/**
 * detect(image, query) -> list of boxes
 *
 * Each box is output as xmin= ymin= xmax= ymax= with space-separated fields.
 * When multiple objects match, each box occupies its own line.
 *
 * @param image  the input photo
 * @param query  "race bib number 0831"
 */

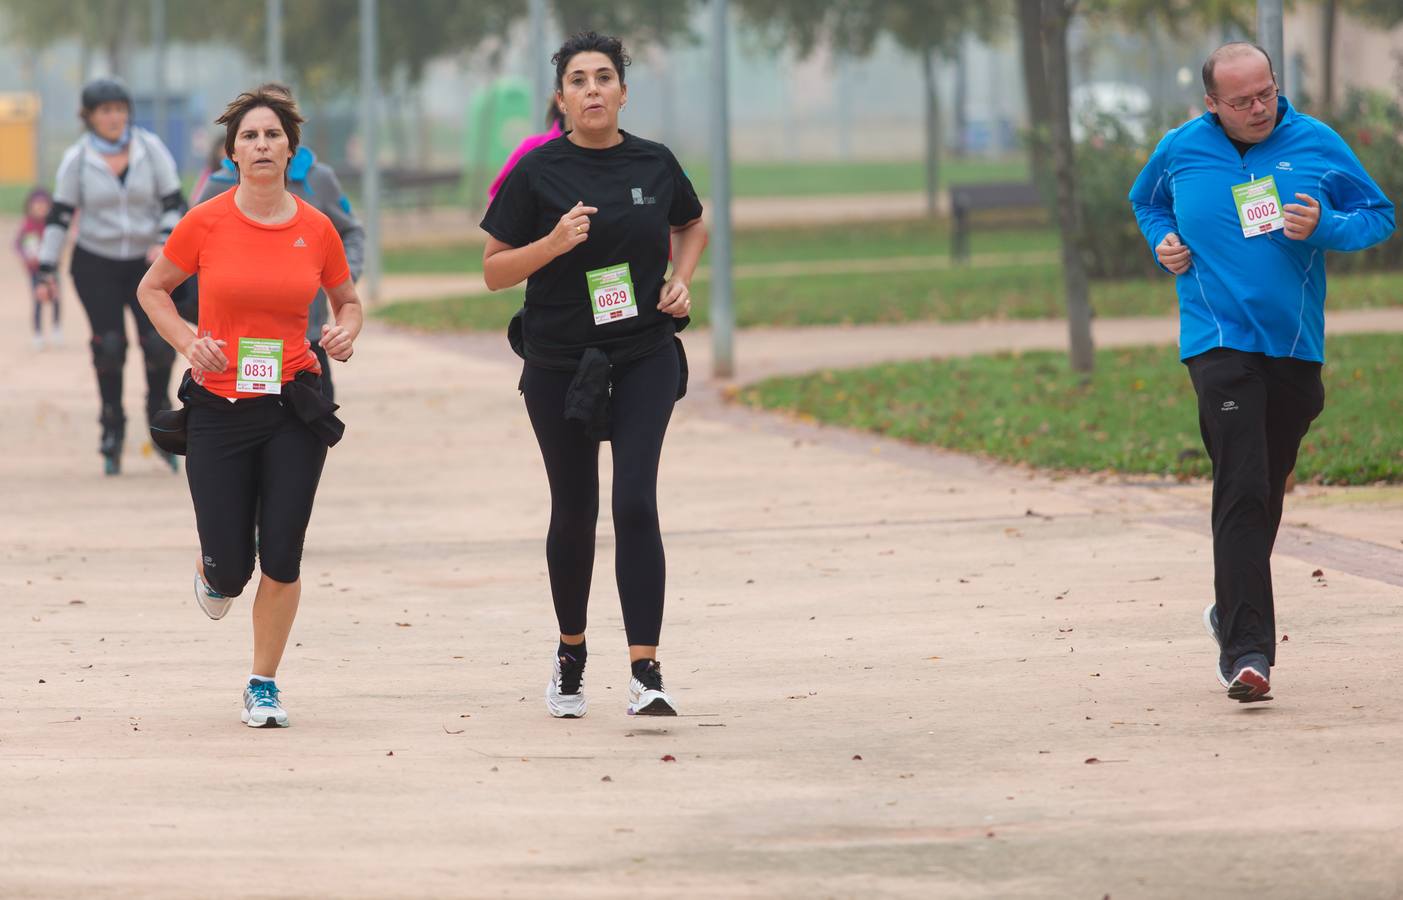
xmin=236 ymin=337 xmax=284 ymax=394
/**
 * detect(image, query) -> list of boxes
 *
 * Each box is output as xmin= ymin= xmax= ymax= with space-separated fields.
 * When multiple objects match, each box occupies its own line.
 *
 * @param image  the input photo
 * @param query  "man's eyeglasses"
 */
xmin=1214 ymin=84 xmax=1278 ymax=112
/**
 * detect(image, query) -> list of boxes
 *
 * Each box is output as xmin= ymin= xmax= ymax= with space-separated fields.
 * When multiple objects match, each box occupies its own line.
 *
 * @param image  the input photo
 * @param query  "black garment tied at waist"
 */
xmin=150 ymin=368 xmax=345 ymax=455
xmin=509 ymin=307 xmax=689 ymax=442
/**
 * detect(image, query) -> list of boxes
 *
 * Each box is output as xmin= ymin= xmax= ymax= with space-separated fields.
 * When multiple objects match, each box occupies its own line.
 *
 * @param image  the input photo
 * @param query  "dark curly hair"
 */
xmin=552 ymin=31 xmax=630 ymax=91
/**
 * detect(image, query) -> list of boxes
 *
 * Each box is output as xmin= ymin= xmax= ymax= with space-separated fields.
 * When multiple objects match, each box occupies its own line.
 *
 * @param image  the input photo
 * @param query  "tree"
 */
xmin=1318 ymin=0 xmax=1403 ymax=116
xmin=1036 ymin=0 xmax=1095 ymax=373
xmin=0 ymin=0 xmax=143 ymax=77
xmin=1016 ymin=0 xmax=1260 ymax=374
xmin=737 ymin=0 xmax=999 ymax=217
xmin=550 ymin=0 xmax=702 ymax=47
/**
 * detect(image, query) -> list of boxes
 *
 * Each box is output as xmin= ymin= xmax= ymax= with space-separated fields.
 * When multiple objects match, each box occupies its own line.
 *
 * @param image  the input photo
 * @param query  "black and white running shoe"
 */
xmin=546 ymin=649 xmax=588 ymax=718
xmin=627 ymin=660 xmax=678 ymax=717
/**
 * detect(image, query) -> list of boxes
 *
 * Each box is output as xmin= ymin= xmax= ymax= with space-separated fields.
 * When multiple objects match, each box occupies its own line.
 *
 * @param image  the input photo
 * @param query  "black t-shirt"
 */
xmin=480 ymin=131 xmax=703 ymax=366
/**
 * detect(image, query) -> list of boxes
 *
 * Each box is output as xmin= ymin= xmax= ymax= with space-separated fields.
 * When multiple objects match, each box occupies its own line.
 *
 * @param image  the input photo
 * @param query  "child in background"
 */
xmin=16 ymin=188 xmax=61 ymax=349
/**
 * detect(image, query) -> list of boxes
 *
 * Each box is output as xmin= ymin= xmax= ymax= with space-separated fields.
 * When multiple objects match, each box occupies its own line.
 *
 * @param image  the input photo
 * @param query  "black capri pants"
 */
xmin=522 ymin=341 xmax=679 ymax=647
xmin=186 ymin=385 xmax=328 ymax=596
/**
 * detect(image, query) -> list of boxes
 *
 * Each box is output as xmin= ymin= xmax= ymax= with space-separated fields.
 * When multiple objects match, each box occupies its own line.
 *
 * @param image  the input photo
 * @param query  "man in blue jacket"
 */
xmin=1130 ymin=42 xmax=1393 ymax=703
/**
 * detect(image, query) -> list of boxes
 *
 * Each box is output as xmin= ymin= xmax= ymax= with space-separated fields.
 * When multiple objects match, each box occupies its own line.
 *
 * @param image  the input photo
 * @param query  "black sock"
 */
xmin=558 ymin=639 xmax=587 ymax=664
xmin=631 ymin=658 xmax=656 ymax=679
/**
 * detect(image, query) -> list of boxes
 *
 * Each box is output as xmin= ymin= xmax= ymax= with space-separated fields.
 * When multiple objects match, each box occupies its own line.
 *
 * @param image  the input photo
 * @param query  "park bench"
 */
xmin=949 ymin=181 xmax=1047 ymax=261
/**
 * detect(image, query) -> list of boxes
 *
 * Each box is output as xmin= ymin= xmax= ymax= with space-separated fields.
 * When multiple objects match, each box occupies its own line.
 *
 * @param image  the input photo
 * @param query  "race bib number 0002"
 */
xmin=236 ymin=337 xmax=284 ymax=394
xmin=1232 ymin=175 xmax=1285 ymax=238
xmin=586 ymin=263 xmax=638 ymax=325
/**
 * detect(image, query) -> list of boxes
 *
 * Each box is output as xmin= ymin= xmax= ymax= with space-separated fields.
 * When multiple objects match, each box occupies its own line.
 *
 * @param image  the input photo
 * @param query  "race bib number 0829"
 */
xmin=586 ymin=263 xmax=639 ymax=325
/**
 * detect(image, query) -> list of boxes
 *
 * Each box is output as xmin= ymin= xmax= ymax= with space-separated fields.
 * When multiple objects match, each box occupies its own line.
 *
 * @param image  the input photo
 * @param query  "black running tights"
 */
xmin=521 ymin=342 xmax=678 ymax=647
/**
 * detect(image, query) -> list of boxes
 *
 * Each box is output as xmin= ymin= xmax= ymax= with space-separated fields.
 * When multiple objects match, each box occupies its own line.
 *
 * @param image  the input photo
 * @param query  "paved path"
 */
xmin=4 ymin=224 xmax=1403 ymax=898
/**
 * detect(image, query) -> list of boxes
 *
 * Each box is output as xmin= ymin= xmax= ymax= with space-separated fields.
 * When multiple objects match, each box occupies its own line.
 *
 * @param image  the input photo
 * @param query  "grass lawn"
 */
xmin=381 ymin=218 xmax=1056 ymax=275
xmin=741 ymin=334 xmax=1403 ymax=485
xmin=681 ymin=156 xmax=1030 ymax=199
xmin=375 ymin=267 xmax=1403 ymax=332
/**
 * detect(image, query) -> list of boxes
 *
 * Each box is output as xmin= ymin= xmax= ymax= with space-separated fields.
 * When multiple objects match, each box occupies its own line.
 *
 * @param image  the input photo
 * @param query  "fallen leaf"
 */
xmin=386 ymin=751 xmax=394 ymax=756
xmin=1085 ymin=757 xmax=1101 ymax=764
xmin=443 ymin=726 xmax=464 ymax=735
xmin=68 ymin=600 xmax=85 ymax=606
xmin=1312 ymin=569 xmax=1324 ymax=577
xmin=395 ymin=622 xmax=413 ymax=627
xmin=601 ymin=775 xmax=613 ymax=782
xmin=1281 ymin=634 xmax=1289 ymax=642
xmin=660 ymin=754 xmax=676 ymax=762
xmin=852 ymin=754 xmax=863 ymax=761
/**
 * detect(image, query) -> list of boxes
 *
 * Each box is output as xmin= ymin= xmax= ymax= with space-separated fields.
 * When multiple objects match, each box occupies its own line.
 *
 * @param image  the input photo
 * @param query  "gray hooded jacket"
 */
xmin=39 ymin=127 xmax=184 ymax=267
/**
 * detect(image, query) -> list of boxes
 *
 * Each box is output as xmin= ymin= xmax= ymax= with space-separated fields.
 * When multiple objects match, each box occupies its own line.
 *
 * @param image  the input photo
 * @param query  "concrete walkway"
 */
xmin=4 ymin=227 xmax=1402 ymax=897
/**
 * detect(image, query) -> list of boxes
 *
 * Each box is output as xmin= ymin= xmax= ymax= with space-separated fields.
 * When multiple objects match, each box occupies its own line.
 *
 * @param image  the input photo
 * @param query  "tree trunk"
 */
xmin=1321 ymin=0 xmax=1337 ymax=116
xmin=921 ymin=43 xmax=941 ymax=219
xmin=953 ymin=37 xmax=968 ymax=158
xmin=1017 ymin=0 xmax=1053 ymax=184
xmin=1041 ymin=0 xmax=1095 ymax=374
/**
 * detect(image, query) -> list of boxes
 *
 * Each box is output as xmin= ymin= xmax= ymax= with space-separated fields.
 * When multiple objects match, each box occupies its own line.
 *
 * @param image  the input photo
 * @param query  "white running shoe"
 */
xmin=31 ymin=334 xmax=44 ymax=351
xmin=546 ymin=649 xmax=588 ymax=718
xmin=194 ymin=572 xmax=233 ymax=620
xmin=627 ymin=660 xmax=678 ymax=716
xmin=242 ymin=680 xmax=289 ymax=728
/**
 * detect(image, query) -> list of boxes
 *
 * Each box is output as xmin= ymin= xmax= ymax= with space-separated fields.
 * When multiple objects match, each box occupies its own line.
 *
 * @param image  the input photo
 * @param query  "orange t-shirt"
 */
xmin=163 ymin=190 xmax=351 ymax=399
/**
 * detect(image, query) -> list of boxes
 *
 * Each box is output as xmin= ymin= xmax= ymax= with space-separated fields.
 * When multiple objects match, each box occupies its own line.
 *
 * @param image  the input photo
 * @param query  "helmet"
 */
xmin=81 ymin=78 xmax=132 ymax=112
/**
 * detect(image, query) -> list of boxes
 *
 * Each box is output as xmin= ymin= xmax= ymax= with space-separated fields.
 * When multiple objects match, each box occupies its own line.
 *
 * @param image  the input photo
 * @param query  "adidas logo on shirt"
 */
xmin=293 ymin=237 xmax=307 ymax=248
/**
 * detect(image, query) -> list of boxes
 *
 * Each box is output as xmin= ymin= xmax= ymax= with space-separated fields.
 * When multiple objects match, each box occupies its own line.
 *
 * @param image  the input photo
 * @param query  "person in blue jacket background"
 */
xmin=1130 ymin=42 xmax=1394 ymax=703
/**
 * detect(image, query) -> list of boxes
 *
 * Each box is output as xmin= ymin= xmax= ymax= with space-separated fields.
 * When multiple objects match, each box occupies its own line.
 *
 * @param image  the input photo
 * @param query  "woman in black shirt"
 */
xmin=481 ymin=31 xmax=708 ymax=719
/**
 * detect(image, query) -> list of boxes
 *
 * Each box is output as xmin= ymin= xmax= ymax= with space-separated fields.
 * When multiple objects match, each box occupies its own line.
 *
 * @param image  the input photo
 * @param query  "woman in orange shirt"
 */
xmin=137 ymin=87 xmax=362 ymax=729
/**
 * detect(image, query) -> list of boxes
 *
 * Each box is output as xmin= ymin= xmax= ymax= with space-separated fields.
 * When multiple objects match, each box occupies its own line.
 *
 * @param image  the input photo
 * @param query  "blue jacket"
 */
xmin=1129 ymin=96 xmax=1394 ymax=362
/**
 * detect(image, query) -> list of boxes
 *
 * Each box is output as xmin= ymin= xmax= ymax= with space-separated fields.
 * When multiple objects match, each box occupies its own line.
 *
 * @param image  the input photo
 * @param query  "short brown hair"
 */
xmin=215 ymin=87 xmax=305 ymax=161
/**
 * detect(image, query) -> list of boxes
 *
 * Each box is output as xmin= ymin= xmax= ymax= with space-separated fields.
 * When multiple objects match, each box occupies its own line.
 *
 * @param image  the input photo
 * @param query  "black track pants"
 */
xmin=69 ymin=246 xmax=173 ymax=428
xmin=185 ymin=389 xmax=328 ymax=596
xmin=1186 ymin=348 xmax=1325 ymax=666
xmin=521 ymin=342 xmax=679 ymax=646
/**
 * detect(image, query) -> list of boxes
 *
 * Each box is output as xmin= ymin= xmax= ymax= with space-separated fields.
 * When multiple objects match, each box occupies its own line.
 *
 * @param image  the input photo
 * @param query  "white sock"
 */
xmin=249 ymin=674 xmax=276 ymax=684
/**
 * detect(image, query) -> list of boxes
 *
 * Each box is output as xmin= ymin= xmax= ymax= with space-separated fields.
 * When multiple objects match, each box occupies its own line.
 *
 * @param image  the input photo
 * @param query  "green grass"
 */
xmin=741 ymin=334 xmax=1403 ymax=485
xmin=375 ymin=287 xmax=525 ymax=332
xmin=681 ymin=156 xmax=1030 ymax=199
xmin=383 ymin=218 xmax=1054 ymax=275
xmin=375 ymin=266 xmax=1403 ymax=332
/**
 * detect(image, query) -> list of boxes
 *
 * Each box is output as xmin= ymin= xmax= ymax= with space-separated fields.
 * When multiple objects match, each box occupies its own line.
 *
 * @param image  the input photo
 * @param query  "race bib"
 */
xmin=1232 ymin=176 xmax=1285 ymax=237
xmin=235 ymin=338 xmax=284 ymax=394
xmin=586 ymin=263 xmax=638 ymax=325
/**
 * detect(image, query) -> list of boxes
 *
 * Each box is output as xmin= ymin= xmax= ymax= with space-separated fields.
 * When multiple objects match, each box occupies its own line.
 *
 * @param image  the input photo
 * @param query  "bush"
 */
xmin=1319 ymin=88 xmax=1403 ymax=273
xmin=1073 ymin=114 xmax=1164 ymax=281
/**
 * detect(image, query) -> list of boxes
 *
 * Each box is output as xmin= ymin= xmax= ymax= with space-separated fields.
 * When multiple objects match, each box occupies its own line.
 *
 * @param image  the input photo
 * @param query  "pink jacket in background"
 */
xmin=488 ymin=122 xmax=564 ymax=201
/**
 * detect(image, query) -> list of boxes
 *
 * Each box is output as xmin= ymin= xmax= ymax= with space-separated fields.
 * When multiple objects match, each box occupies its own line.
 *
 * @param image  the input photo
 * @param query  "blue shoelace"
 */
xmin=247 ymin=682 xmax=280 ymax=708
